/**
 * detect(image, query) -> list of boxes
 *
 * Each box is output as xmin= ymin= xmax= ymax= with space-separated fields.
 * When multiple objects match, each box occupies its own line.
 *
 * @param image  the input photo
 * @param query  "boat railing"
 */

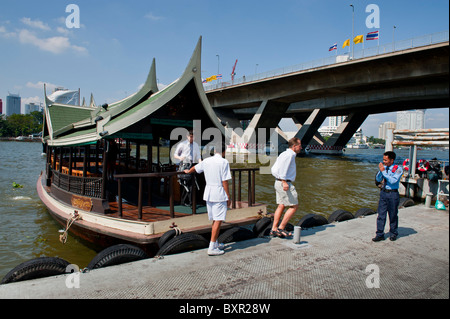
xmin=113 ymin=167 xmax=259 ymax=221
xmin=52 ymin=169 xmax=103 ymax=198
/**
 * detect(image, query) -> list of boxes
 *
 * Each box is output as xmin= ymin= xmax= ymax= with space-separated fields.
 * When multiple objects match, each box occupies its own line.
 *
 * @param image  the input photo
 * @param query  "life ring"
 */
xmin=87 ymin=244 xmax=149 ymax=270
xmin=297 ymin=213 xmax=328 ymax=229
xmin=156 ymin=233 xmax=209 ymax=257
xmin=403 ymin=159 xmax=410 ymax=171
xmin=327 ymin=209 xmax=354 ymax=223
xmin=1 ymin=257 xmax=70 ymax=284
xmin=218 ymin=226 xmax=255 ymax=244
xmin=418 ymin=159 xmax=430 ymax=172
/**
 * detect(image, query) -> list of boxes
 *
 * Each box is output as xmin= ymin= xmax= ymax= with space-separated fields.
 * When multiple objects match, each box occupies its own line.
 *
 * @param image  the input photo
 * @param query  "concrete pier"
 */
xmin=0 ymin=204 xmax=448 ymax=299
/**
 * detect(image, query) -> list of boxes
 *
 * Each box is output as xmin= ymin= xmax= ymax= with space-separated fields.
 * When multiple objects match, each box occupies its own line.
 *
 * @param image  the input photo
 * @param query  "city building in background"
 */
xmin=24 ymin=102 xmax=41 ymax=114
xmin=47 ymin=87 xmax=80 ymax=105
xmin=5 ymin=93 xmax=21 ymax=116
xmin=0 ymin=98 xmax=2 ymax=114
xmin=378 ymin=121 xmax=396 ymax=140
xmin=396 ymin=110 xmax=426 ymax=130
xmin=329 ymin=115 xmax=347 ymax=128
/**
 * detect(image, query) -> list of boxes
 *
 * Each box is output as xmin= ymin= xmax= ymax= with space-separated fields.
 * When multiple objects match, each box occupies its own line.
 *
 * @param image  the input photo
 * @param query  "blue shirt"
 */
xmin=376 ymin=164 xmax=403 ymax=190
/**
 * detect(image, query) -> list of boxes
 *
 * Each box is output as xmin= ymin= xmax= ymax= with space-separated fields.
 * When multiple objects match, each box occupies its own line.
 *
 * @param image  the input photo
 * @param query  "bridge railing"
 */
xmin=205 ymin=30 xmax=449 ymax=91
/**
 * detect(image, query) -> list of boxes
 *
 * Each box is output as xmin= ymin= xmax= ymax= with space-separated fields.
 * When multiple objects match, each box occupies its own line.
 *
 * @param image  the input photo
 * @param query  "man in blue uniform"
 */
xmin=373 ymin=151 xmax=403 ymax=242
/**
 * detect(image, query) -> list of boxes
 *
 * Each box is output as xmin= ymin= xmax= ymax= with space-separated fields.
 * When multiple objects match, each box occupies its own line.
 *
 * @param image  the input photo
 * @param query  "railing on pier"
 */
xmin=113 ymin=167 xmax=259 ymax=221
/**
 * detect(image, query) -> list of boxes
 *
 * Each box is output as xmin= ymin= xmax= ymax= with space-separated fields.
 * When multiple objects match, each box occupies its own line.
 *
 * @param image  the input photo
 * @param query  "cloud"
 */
xmin=26 ymin=81 xmax=59 ymax=92
xmin=20 ymin=17 xmax=51 ymax=31
xmin=144 ymin=12 xmax=164 ymax=21
xmin=0 ymin=25 xmax=16 ymax=38
xmin=18 ymin=29 xmax=88 ymax=55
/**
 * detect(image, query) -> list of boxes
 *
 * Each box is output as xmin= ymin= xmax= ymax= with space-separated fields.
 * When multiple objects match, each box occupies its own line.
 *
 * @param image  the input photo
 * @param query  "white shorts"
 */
xmin=206 ymin=201 xmax=228 ymax=221
xmin=274 ymin=180 xmax=298 ymax=206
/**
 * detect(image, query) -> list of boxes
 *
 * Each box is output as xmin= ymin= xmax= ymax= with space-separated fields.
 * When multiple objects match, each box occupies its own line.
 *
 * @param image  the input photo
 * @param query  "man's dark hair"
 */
xmin=384 ymin=151 xmax=396 ymax=160
xmin=288 ymin=137 xmax=301 ymax=148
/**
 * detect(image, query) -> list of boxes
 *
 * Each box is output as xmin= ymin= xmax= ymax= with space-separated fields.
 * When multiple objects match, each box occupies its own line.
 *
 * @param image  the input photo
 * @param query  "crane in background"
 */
xmin=231 ymin=59 xmax=238 ymax=82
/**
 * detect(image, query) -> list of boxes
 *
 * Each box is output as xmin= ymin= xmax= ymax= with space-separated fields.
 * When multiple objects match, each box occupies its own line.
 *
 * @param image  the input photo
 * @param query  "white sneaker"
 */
xmin=208 ymin=247 xmax=225 ymax=256
xmin=216 ymin=242 xmax=225 ymax=250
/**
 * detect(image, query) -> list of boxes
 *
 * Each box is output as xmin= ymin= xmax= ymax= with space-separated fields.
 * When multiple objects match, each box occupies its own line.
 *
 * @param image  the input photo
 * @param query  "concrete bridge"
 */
xmin=206 ymin=36 xmax=449 ymax=154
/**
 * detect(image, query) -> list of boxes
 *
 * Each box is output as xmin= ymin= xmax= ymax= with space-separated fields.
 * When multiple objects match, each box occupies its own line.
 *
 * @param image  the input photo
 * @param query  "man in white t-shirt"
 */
xmin=185 ymin=143 xmax=231 ymax=256
xmin=270 ymin=137 xmax=302 ymax=238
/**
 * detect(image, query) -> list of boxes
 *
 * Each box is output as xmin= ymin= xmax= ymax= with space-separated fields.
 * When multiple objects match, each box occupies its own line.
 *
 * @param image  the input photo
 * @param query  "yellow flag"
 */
xmin=353 ymin=35 xmax=364 ymax=44
xmin=206 ymin=75 xmax=217 ymax=82
xmin=342 ymin=39 xmax=350 ymax=48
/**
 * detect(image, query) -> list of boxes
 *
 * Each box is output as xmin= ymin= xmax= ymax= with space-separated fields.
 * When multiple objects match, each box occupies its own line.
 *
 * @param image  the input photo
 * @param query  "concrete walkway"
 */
xmin=0 ymin=204 xmax=448 ymax=299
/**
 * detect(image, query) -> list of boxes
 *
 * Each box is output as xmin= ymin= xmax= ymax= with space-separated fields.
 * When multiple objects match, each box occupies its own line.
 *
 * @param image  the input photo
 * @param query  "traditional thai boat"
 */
xmin=37 ymin=37 xmax=267 ymax=256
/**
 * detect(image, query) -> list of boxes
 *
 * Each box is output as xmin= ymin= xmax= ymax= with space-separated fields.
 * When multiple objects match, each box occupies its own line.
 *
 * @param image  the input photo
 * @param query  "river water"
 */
xmin=0 ymin=141 xmax=448 ymax=279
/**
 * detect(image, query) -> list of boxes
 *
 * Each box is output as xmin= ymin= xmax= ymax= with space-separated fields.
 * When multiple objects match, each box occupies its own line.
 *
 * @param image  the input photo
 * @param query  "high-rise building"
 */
xmin=0 ymin=98 xmax=3 ymax=114
xmin=396 ymin=110 xmax=425 ymax=130
xmin=48 ymin=88 xmax=80 ymax=105
xmin=25 ymin=102 xmax=41 ymax=114
xmin=6 ymin=93 xmax=21 ymax=116
xmin=378 ymin=121 xmax=396 ymax=140
xmin=329 ymin=116 xmax=347 ymax=128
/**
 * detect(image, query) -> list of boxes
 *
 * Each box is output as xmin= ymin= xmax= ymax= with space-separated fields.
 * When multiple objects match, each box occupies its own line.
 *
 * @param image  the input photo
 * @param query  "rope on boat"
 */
xmin=59 ymin=210 xmax=81 ymax=244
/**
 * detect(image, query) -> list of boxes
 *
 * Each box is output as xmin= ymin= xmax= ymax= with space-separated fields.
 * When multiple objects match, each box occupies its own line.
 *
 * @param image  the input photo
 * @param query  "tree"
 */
xmin=0 ymin=112 xmax=43 ymax=137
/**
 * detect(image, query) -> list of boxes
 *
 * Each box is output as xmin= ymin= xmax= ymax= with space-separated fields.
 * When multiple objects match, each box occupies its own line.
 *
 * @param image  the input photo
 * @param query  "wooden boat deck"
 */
xmin=106 ymin=200 xmax=261 ymax=223
xmin=107 ymin=202 xmax=190 ymax=222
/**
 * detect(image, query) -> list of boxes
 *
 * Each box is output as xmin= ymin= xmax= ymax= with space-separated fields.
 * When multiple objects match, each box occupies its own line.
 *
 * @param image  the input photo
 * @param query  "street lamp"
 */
xmin=350 ymin=4 xmax=354 ymax=59
xmin=393 ymin=25 xmax=397 ymax=51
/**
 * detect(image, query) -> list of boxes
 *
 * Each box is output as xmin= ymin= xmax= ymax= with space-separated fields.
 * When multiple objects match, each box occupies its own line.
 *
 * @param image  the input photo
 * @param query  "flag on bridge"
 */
xmin=329 ymin=43 xmax=337 ymax=51
xmin=342 ymin=39 xmax=350 ymax=48
xmin=366 ymin=30 xmax=379 ymax=40
xmin=353 ymin=35 xmax=364 ymax=44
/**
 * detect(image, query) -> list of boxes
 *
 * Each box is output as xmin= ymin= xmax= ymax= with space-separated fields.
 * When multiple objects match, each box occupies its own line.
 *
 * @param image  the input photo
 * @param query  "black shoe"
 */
xmin=372 ymin=235 xmax=385 ymax=242
xmin=389 ymin=235 xmax=397 ymax=241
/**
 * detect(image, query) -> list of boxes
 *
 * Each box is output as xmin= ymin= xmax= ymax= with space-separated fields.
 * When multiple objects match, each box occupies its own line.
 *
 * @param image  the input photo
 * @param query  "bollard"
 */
xmin=293 ymin=226 xmax=301 ymax=244
xmin=425 ymin=193 xmax=433 ymax=208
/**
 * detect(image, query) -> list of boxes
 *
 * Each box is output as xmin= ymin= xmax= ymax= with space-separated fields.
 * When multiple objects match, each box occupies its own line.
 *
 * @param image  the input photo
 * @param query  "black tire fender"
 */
xmin=327 ymin=209 xmax=355 ymax=223
xmin=399 ymin=197 xmax=415 ymax=208
xmin=218 ymin=227 xmax=255 ymax=244
xmin=156 ymin=233 xmax=209 ymax=256
xmin=158 ymin=228 xmax=182 ymax=249
xmin=87 ymin=244 xmax=148 ymax=270
xmin=1 ymin=257 xmax=70 ymax=285
xmin=297 ymin=213 xmax=328 ymax=229
xmin=354 ymin=207 xmax=376 ymax=218
xmin=252 ymin=217 xmax=272 ymax=236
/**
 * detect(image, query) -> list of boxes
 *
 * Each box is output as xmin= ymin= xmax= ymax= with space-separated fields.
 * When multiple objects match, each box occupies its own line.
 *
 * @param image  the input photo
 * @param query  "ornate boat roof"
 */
xmin=43 ymin=37 xmax=226 ymax=147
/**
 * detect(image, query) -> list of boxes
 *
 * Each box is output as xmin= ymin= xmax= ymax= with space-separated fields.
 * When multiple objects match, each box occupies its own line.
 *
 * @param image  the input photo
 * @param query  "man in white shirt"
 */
xmin=174 ymin=130 xmax=202 ymax=164
xmin=175 ymin=130 xmax=202 ymax=206
xmin=270 ymin=137 xmax=302 ymax=238
xmin=185 ymin=143 xmax=231 ymax=256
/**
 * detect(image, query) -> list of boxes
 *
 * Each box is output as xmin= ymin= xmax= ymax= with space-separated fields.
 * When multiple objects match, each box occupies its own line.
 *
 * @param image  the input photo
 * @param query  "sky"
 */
xmin=0 ymin=0 xmax=448 ymax=137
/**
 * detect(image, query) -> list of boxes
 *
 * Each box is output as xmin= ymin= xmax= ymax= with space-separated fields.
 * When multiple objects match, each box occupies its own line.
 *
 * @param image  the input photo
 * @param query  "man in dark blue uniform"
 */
xmin=373 ymin=151 xmax=403 ymax=242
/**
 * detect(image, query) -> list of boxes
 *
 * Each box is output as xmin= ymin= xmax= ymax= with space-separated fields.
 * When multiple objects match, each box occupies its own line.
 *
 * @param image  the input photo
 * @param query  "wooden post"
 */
xmin=118 ymin=178 xmax=122 ymax=218
xmin=101 ymin=141 xmax=108 ymax=200
xmin=232 ymin=170 xmax=236 ymax=209
xmin=169 ymin=176 xmax=174 ymax=218
xmin=138 ymin=177 xmax=143 ymax=220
